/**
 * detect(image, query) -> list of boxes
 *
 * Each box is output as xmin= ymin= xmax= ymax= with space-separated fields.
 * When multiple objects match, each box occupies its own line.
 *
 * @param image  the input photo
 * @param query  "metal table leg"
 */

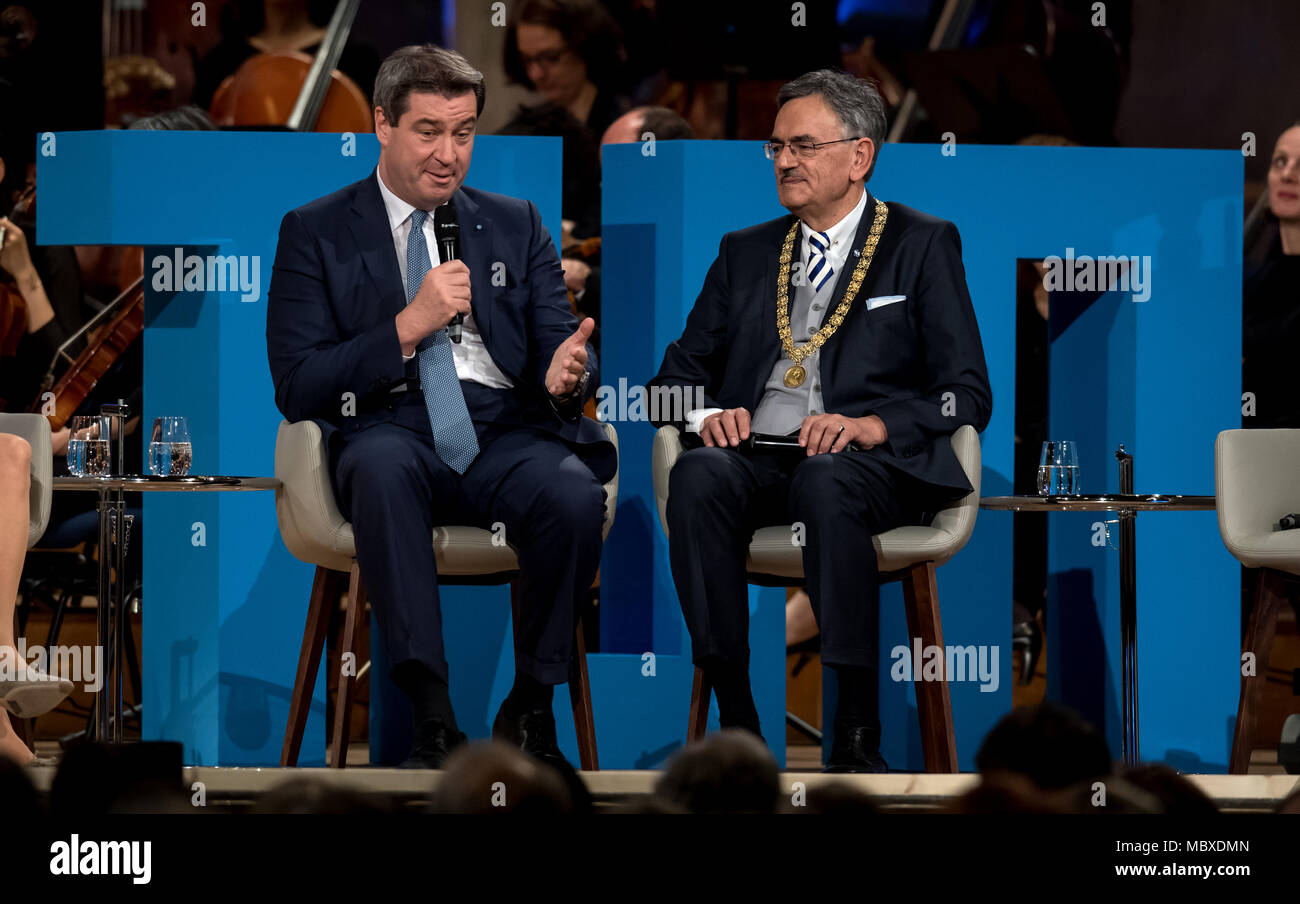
xmin=1116 ymin=446 xmax=1139 ymax=764
xmin=93 ymin=487 xmax=112 ymax=741
xmin=1118 ymin=509 xmax=1138 ymax=764
xmin=111 ymin=488 xmax=127 ymax=743
xmin=91 ymin=402 xmax=131 ymax=744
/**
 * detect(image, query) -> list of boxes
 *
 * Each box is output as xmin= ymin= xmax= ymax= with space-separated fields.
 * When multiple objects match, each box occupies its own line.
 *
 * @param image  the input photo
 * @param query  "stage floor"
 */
xmin=22 ymin=747 xmax=1298 ymax=813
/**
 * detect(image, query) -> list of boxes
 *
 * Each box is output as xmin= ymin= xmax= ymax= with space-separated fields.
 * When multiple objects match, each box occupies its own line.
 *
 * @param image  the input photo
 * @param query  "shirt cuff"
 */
xmin=684 ymin=407 xmax=724 ymax=433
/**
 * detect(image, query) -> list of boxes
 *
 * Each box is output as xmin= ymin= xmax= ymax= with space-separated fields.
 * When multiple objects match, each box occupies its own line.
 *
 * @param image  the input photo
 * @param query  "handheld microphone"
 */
xmin=433 ymin=202 xmax=463 ymax=343
xmin=741 ymin=432 xmax=862 ymax=454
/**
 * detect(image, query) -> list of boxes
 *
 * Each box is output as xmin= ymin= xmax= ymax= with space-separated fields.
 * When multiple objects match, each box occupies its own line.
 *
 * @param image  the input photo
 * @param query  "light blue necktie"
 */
xmin=807 ymin=230 xmax=834 ymax=292
xmin=406 ymin=208 xmax=479 ymax=474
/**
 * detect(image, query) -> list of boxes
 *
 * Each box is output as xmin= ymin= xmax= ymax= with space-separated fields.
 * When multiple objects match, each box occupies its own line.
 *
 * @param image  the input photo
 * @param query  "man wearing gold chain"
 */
xmin=648 ymin=69 xmax=992 ymax=772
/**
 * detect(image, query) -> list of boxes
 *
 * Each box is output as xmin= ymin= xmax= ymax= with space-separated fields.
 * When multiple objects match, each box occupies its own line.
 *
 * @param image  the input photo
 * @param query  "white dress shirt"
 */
xmin=797 ymin=186 xmax=866 ymax=296
xmin=376 ymin=169 xmax=513 ymax=389
xmin=684 ymin=187 xmax=868 ymax=432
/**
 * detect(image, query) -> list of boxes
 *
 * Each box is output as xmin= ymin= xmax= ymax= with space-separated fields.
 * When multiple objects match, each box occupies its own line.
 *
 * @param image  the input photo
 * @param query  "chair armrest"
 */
xmin=599 ymin=421 xmax=619 ymax=540
xmin=274 ymin=419 xmax=353 ymax=573
xmin=907 ymin=423 xmax=982 ymax=568
xmin=1216 ymin=428 xmax=1300 ymax=570
xmin=652 ymin=425 xmax=684 ymax=539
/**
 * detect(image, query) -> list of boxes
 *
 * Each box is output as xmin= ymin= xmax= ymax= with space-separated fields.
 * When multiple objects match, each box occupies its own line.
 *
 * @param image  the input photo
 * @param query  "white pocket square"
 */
xmin=865 ymin=294 xmax=906 ymax=311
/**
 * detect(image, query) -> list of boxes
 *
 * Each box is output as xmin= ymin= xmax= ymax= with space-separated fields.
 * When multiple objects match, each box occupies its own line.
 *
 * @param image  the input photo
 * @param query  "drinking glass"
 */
xmin=1037 ymin=440 xmax=1080 ymax=495
xmin=67 ymin=416 xmax=111 ymax=477
xmin=149 ymin=416 xmax=192 ymax=476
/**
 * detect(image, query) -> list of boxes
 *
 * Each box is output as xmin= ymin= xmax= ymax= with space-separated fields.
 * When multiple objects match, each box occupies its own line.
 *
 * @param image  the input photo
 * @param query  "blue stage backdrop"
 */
xmin=599 ymin=141 xmax=1242 ymax=771
xmin=37 ymin=133 xmax=1243 ymax=771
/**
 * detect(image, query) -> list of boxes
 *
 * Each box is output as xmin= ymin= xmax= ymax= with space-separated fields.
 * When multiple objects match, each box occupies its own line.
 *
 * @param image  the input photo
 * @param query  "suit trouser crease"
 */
xmin=333 ymin=415 xmax=604 ymax=688
xmin=666 ymin=447 xmax=914 ymax=673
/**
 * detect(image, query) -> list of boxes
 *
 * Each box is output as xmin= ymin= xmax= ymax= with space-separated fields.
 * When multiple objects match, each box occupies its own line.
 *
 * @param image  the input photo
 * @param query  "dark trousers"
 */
xmin=330 ymin=385 xmax=605 ymax=687
xmin=666 ymin=446 xmax=932 ymax=671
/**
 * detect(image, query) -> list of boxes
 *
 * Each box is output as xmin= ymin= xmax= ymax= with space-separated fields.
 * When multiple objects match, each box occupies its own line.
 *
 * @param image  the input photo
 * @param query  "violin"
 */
xmin=566 ymin=235 xmax=602 ymax=261
xmin=0 ymin=182 xmax=37 ymax=359
xmin=31 ymin=274 xmax=144 ymax=431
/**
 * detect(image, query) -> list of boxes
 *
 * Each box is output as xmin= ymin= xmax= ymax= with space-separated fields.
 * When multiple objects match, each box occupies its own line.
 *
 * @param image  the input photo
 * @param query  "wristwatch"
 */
xmin=557 ymin=369 xmax=589 ymax=402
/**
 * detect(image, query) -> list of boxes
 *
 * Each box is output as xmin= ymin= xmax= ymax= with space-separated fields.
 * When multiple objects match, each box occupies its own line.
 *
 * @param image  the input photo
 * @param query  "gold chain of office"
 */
xmin=776 ymin=198 xmax=888 ymax=388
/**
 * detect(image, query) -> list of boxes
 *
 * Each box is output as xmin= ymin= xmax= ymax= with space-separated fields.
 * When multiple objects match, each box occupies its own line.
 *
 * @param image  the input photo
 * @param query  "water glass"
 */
xmin=149 ymin=416 xmax=193 ymax=476
xmin=1037 ymin=440 xmax=1080 ymax=495
xmin=68 ymin=416 xmax=111 ymax=477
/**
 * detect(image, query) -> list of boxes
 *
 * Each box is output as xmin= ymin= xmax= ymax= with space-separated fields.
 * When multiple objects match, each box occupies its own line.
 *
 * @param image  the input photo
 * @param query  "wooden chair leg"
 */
xmin=568 ymin=619 xmax=599 ymax=770
xmin=1230 ymin=568 xmax=1288 ymax=774
xmin=329 ymin=562 xmax=366 ymax=769
xmin=280 ymin=565 xmax=341 ymax=766
xmin=688 ymin=666 xmax=711 ymax=743
xmin=901 ymin=561 xmax=958 ymax=772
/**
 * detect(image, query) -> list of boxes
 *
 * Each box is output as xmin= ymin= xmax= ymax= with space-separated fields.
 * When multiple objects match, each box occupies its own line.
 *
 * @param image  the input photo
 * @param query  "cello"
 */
xmin=208 ymin=0 xmax=370 ymax=133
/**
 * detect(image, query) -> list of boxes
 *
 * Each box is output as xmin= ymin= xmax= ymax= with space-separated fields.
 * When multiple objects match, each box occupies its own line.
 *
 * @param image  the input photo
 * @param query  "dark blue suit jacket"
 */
xmin=649 ymin=188 xmax=992 ymax=498
xmin=266 ymin=170 xmax=615 ymax=484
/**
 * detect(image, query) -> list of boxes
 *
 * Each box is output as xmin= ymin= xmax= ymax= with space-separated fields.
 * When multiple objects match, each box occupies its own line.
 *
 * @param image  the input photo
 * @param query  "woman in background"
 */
xmin=1243 ymin=123 xmax=1300 ymax=430
xmin=503 ymin=0 xmax=629 ymax=140
xmin=1241 ymin=123 xmax=1300 ymax=633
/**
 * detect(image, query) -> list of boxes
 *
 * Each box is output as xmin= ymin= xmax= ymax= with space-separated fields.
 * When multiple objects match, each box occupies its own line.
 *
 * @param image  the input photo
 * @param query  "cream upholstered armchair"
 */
xmin=274 ymin=418 xmax=619 ymax=770
xmin=0 ymin=413 xmax=53 ymax=548
xmin=1215 ymin=428 xmax=1300 ymax=773
xmin=651 ymin=423 xmax=982 ymax=772
xmin=0 ymin=414 xmax=53 ymax=746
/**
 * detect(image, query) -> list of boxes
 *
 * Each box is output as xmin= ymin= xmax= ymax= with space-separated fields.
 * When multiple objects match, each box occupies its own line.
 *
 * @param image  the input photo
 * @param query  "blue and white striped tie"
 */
xmin=407 ymin=208 xmax=479 ymax=474
xmin=806 ymin=230 xmax=834 ymax=292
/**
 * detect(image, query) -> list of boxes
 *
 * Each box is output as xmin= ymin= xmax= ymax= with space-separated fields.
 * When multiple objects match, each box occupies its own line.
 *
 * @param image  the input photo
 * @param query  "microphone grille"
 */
xmin=433 ymin=202 xmax=460 ymax=235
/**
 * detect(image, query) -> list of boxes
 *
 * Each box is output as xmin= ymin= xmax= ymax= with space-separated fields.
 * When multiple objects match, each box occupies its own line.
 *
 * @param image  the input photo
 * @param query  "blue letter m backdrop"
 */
xmin=599 ymin=141 xmax=1242 ymax=771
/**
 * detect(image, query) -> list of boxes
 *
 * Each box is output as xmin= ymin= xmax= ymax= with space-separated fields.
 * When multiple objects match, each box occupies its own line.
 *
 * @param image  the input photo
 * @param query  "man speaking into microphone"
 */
xmin=266 ymin=44 xmax=614 ymax=769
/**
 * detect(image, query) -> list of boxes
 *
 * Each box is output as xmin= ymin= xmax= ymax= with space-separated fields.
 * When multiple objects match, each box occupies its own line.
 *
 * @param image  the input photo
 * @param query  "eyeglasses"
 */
xmin=519 ymin=47 xmax=571 ymax=70
xmin=763 ymin=137 xmax=864 ymax=160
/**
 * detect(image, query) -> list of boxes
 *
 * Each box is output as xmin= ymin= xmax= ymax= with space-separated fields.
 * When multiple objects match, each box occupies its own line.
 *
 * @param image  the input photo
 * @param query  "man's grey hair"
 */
xmin=777 ymin=69 xmax=886 ymax=179
xmin=373 ymin=44 xmax=486 ymax=125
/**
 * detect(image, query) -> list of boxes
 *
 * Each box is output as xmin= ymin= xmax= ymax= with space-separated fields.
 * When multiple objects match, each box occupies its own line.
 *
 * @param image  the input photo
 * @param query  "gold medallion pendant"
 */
xmin=775 ymin=199 xmax=889 ymax=389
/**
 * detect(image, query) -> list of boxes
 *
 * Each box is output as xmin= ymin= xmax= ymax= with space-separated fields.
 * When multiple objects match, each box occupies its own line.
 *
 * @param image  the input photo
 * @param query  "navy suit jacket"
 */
xmin=266 ymin=170 xmax=615 ymax=484
xmin=649 ymin=188 xmax=992 ymax=498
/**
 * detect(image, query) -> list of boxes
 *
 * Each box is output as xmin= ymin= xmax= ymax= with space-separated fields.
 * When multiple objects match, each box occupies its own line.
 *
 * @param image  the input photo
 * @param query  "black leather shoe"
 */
xmin=823 ymin=721 xmax=889 ymax=774
xmin=492 ymin=702 xmax=569 ymax=769
xmin=399 ymin=717 xmax=467 ymax=769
